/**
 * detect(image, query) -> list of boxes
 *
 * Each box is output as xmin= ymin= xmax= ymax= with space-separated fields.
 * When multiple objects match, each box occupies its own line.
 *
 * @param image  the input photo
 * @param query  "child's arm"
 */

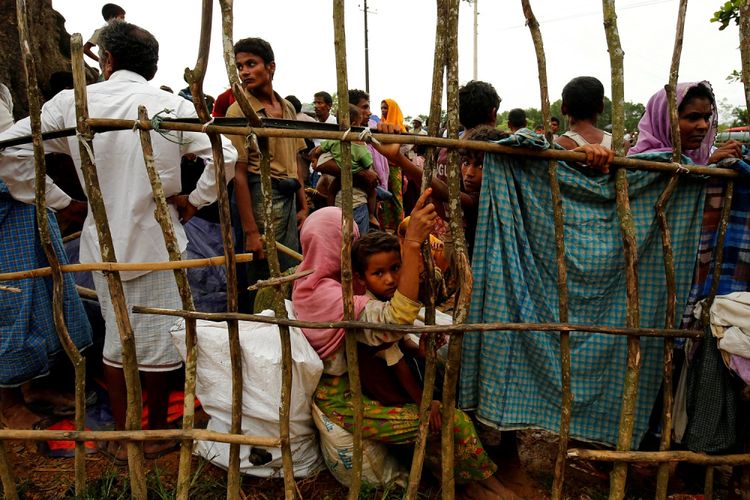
xmin=83 ymin=42 xmax=99 ymax=62
xmin=390 ymin=357 xmax=442 ymax=433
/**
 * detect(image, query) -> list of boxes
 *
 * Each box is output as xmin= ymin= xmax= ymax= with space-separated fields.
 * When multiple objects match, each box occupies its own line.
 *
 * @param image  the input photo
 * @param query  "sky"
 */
xmin=52 ymin=0 xmax=745 ymax=123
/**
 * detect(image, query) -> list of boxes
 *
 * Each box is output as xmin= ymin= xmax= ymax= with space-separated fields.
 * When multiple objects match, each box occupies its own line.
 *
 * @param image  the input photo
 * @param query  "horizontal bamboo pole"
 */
xmin=568 ymin=448 xmax=750 ymax=465
xmin=0 ymin=285 xmax=21 ymax=293
xmin=62 ymin=231 xmax=82 ymax=243
xmin=79 ymin=118 xmax=737 ymax=177
xmin=247 ymin=268 xmax=314 ymax=292
xmin=0 ymin=253 xmax=255 ymax=281
xmin=0 ymin=428 xmax=279 ymax=447
xmin=75 ymin=285 xmax=97 ymax=300
xmin=132 ymin=306 xmax=703 ymax=338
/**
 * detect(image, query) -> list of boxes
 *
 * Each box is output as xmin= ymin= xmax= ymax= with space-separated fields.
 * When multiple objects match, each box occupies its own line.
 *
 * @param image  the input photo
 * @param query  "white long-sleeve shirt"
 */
xmin=0 ymin=70 xmax=237 ymax=280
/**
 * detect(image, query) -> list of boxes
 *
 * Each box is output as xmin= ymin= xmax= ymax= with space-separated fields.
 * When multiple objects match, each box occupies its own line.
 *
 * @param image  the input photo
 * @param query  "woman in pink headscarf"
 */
xmin=629 ymin=81 xmax=741 ymax=165
xmin=292 ymin=191 xmax=510 ymax=497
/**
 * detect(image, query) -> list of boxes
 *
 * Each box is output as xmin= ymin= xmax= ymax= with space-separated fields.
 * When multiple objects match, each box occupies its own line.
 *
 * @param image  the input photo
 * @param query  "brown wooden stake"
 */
xmin=704 ymin=465 xmax=714 ymax=500
xmin=735 ymin=7 xmax=750 ymax=497
xmin=15 ymin=1 xmax=87 ymax=495
xmin=405 ymin=1 xmax=445 ymax=496
xmin=569 ymin=448 xmax=750 ymax=465
xmin=82 ymin=117 xmax=740 ymax=177
xmin=136 ymin=106 xmax=198 ymax=500
xmin=440 ymin=1 xmax=467 ymax=498
xmin=331 ymin=2 xmax=363 ymax=498
xmin=246 ymin=269 xmax=314 ymax=292
xmin=190 ymin=3 xmax=247 ymax=498
xmin=0 ymin=441 xmax=17 ymax=500
xmin=520 ymin=2 xmax=572 ymax=498
xmin=132 ymin=305 xmax=703 ymax=339
xmin=0 ymin=428 xmax=279 ymax=446
xmin=602 ymin=1 xmax=641 ymax=498
xmin=0 ymin=253 xmax=255 ymax=282
xmin=70 ymin=34 xmax=147 ymax=499
xmin=655 ymin=3 xmax=688 ymax=497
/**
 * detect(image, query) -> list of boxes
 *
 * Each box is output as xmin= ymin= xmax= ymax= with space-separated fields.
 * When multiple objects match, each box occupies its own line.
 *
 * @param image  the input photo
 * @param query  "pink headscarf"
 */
xmin=292 ymin=207 xmax=370 ymax=359
xmin=628 ymin=81 xmax=718 ymax=165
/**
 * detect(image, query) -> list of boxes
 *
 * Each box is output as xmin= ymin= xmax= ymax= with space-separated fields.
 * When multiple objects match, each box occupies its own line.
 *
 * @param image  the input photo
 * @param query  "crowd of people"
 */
xmin=0 ymin=3 xmax=748 ymax=497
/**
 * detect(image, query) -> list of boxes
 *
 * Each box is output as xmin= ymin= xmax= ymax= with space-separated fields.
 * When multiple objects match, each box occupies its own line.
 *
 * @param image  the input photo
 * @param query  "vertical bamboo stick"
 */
xmin=736 ymin=7 xmax=750 ymax=498
xmin=404 ymin=0 xmax=443 ymax=495
xmin=15 ymin=0 xmax=87 ymax=495
xmin=704 ymin=465 xmax=714 ymax=500
xmin=331 ymin=2 xmax=363 ymax=498
xmin=519 ymin=2 xmax=572 ymax=498
xmin=196 ymin=3 xmax=246 ymax=498
xmin=135 ymin=106 xmax=197 ymax=500
xmin=0 ymin=441 xmax=17 ymax=500
xmin=70 ymin=34 xmax=147 ymax=499
xmin=602 ymin=2 xmax=641 ymax=498
xmin=655 ymin=2 xmax=688 ymax=498
xmin=441 ymin=1 xmax=467 ymax=498
xmin=739 ymin=2 xmax=750 ymax=117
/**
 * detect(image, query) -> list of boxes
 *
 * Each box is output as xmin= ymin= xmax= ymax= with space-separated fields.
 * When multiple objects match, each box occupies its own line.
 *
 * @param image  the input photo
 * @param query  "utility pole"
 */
xmin=472 ymin=0 xmax=478 ymax=80
xmin=364 ymin=0 xmax=370 ymax=92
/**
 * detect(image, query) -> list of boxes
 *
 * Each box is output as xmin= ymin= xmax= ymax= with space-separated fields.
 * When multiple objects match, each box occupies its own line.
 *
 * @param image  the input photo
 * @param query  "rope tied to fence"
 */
xmin=340 ymin=127 xmax=351 ymax=141
xmin=245 ymin=131 xmax=263 ymax=160
xmin=358 ymin=127 xmax=381 ymax=146
xmin=75 ymin=131 xmax=96 ymax=166
xmin=150 ymin=108 xmax=193 ymax=145
xmin=671 ymin=162 xmax=690 ymax=174
xmin=201 ymin=116 xmax=215 ymax=133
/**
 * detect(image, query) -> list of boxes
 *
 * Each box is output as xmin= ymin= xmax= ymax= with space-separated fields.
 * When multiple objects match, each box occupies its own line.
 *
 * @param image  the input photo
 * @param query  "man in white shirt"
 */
xmin=0 ymin=20 xmax=237 ymax=461
xmin=313 ymin=91 xmax=337 ymax=125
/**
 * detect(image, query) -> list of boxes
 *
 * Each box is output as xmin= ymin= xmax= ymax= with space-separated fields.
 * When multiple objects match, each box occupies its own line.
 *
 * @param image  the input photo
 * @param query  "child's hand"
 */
xmin=310 ymin=146 xmax=322 ymax=165
xmin=429 ymin=400 xmax=442 ymax=434
xmin=404 ymin=188 xmax=437 ymax=245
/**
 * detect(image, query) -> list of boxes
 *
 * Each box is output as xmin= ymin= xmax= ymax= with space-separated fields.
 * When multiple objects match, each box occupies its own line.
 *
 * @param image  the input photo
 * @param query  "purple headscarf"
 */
xmin=628 ymin=81 xmax=718 ymax=165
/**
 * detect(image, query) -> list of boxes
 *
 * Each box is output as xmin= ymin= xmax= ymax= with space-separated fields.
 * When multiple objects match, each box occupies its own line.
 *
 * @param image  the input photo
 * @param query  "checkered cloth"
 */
xmin=94 ymin=267 xmax=183 ymax=372
xmin=680 ymin=157 xmax=750 ymax=329
xmin=0 ymin=181 xmax=92 ymax=387
xmin=459 ymin=145 xmax=706 ymax=448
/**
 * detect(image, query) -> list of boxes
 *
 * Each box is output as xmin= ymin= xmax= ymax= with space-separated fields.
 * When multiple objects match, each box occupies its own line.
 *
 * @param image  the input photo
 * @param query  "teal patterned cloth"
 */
xmin=459 ymin=141 xmax=706 ymax=448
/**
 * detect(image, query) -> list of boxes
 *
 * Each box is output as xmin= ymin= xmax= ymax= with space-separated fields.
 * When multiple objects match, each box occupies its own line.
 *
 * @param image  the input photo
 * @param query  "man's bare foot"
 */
xmin=460 ymin=476 xmax=522 ymax=500
xmin=143 ymin=439 xmax=179 ymax=459
xmin=0 ymin=403 xmax=46 ymax=429
xmin=369 ymin=216 xmax=381 ymax=230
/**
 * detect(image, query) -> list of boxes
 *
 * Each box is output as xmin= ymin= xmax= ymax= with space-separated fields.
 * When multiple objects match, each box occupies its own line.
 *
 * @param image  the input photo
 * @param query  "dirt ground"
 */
xmin=2 ymin=426 xmax=734 ymax=499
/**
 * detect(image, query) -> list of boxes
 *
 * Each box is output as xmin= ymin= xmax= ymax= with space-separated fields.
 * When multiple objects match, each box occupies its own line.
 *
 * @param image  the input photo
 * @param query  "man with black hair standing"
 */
xmin=0 ymin=20 xmax=237 ymax=461
xmin=224 ymin=37 xmax=309 ymax=308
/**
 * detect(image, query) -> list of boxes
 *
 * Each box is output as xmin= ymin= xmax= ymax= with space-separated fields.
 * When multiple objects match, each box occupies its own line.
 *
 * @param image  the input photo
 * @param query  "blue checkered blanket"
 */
xmin=0 ymin=180 xmax=92 ymax=387
xmin=459 ymin=143 xmax=706 ymax=448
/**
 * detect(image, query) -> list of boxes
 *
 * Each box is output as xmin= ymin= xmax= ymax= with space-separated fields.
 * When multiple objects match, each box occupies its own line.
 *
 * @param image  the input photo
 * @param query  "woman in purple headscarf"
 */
xmin=629 ymin=81 xmax=741 ymax=164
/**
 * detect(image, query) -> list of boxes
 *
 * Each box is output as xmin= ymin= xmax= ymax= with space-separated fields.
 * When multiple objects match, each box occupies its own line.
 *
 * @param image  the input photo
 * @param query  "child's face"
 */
xmin=359 ymin=251 xmax=402 ymax=300
xmin=460 ymin=153 xmax=484 ymax=193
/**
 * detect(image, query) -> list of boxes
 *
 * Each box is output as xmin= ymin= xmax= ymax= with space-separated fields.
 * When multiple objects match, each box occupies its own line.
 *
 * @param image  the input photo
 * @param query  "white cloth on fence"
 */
xmin=170 ymin=300 xmax=323 ymax=477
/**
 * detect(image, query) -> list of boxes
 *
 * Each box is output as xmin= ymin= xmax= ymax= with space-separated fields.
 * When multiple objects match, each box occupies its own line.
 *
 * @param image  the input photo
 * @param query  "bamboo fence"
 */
xmin=0 ymin=1 xmax=749 ymax=499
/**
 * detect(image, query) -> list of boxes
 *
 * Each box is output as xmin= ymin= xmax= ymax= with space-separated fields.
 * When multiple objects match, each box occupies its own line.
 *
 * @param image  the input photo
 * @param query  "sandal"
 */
xmin=144 ymin=440 xmax=180 ymax=460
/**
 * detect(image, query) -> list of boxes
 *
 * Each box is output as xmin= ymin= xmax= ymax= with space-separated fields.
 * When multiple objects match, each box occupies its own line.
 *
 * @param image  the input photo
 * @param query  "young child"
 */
xmin=83 ymin=3 xmax=126 ymax=63
xmin=312 ymin=105 xmax=380 ymax=233
xmin=352 ymin=231 xmax=442 ymax=433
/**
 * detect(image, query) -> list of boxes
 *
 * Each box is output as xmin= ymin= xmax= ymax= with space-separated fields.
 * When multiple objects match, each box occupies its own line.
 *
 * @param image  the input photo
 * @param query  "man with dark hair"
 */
xmin=550 ymin=116 xmax=560 ymax=139
xmin=458 ymin=80 xmax=501 ymax=130
xmin=313 ymin=91 xmax=336 ymax=124
xmin=556 ymin=76 xmax=612 ymax=150
xmin=0 ymin=20 xmax=237 ymax=460
xmin=225 ymin=37 xmax=309 ymax=308
xmin=507 ymin=108 xmax=527 ymax=133
xmin=83 ymin=3 xmax=126 ymax=63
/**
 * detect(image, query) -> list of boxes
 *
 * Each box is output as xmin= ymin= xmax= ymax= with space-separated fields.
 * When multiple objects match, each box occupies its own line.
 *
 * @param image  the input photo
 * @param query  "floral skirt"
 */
xmin=314 ymin=374 xmax=497 ymax=484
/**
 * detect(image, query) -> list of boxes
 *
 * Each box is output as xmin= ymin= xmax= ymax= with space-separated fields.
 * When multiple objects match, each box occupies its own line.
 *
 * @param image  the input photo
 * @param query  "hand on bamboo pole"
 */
xmin=573 ymin=144 xmax=615 ymax=173
xmin=167 ymin=195 xmax=198 ymax=224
